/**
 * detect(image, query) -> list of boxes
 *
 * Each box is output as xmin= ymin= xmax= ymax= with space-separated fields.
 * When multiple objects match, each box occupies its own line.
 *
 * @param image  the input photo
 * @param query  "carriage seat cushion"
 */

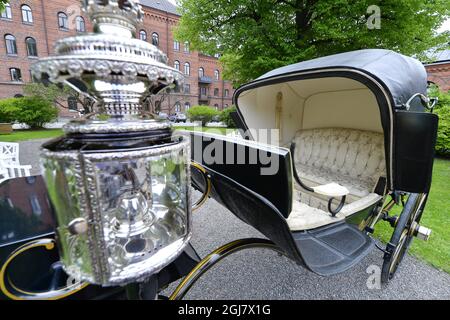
xmin=291 ymin=128 xmax=386 ymax=199
xmin=287 ymin=128 xmax=386 ymax=231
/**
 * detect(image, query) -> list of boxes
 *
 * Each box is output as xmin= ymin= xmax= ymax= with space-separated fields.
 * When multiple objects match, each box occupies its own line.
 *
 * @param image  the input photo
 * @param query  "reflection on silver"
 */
xmin=41 ymin=137 xmax=192 ymax=286
xmin=36 ymin=0 xmax=191 ymax=286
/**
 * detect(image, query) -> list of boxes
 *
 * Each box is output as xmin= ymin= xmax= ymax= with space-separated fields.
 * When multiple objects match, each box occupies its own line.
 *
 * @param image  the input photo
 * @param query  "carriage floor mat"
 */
xmin=292 ymin=222 xmax=374 ymax=276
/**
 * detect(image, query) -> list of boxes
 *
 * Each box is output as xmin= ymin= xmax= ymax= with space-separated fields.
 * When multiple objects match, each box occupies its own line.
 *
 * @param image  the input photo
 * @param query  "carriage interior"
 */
xmin=237 ymin=77 xmax=388 ymax=231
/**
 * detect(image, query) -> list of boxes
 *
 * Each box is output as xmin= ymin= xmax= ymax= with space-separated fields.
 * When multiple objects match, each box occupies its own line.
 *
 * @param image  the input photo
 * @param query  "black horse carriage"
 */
xmin=0 ymin=48 xmax=439 ymax=300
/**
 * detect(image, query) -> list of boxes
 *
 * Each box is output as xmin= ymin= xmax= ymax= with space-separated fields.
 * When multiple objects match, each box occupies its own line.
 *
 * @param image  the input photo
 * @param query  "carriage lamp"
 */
xmin=31 ymin=0 xmax=191 ymax=286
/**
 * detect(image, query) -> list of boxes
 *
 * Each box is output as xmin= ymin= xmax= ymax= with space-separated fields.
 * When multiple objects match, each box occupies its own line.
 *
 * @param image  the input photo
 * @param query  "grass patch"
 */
xmin=174 ymin=126 xmax=233 ymax=136
xmin=0 ymin=129 xmax=63 ymax=142
xmin=374 ymin=158 xmax=450 ymax=273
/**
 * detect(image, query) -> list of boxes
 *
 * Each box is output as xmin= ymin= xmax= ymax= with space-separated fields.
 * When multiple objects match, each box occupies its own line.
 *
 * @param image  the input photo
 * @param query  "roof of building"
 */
xmin=139 ymin=0 xmax=179 ymax=16
xmin=425 ymin=47 xmax=450 ymax=64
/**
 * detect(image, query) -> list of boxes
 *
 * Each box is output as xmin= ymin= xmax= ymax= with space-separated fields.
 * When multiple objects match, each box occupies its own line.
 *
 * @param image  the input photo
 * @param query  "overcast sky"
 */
xmin=167 ymin=1 xmax=449 ymax=33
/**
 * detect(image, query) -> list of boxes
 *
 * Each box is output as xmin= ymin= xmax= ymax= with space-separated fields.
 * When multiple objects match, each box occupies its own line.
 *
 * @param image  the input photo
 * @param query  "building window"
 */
xmin=184 ymin=62 xmax=190 ymax=76
xmin=68 ymin=96 xmax=78 ymax=111
xmin=5 ymin=34 xmax=17 ymax=55
xmin=1 ymin=3 xmax=12 ymax=19
xmin=184 ymin=102 xmax=190 ymax=111
xmin=10 ymin=68 xmax=22 ymax=82
xmin=200 ymin=87 xmax=208 ymax=96
xmin=152 ymin=32 xmax=159 ymax=46
xmin=21 ymin=5 xmax=33 ymax=23
xmin=214 ymin=69 xmax=220 ymax=81
xmin=214 ymin=104 xmax=219 ymax=110
xmin=174 ymin=60 xmax=180 ymax=71
xmin=224 ymin=89 xmax=229 ymax=97
xmin=214 ymin=88 xmax=219 ymax=97
xmin=139 ymin=30 xmax=147 ymax=41
xmin=175 ymin=102 xmax=181 ymax=112
xmin=184 ymin=41 xmax=190 ymax=53
xmin=198 ymin=67 xmax=204 ymax=78
xmin=58 ymin=12 xmax=68 ymax=30
xmin=29 ymin=195 xmax=42 ymax=216
xmin=214 ymin=53 xmax=220 ymax=58
xmin=173 ymin=40 xmax=180 ymax=51
xmin=184 ymin=84 xmax=190 ymax=94
xmin=26 ymin=37 xmax=38 ymax=57
xmin=76 ymin=16 xmax=86 ymax=32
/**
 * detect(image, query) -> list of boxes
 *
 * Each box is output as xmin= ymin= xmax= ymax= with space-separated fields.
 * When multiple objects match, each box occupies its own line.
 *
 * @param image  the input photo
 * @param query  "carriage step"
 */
xmin=292 ymin=222 xmax=374 ymax=276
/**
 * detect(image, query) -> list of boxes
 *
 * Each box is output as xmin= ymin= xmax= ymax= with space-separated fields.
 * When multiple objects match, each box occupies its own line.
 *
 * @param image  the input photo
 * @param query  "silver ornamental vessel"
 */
xmin=31 ymin=0 xmax=191 ymax=286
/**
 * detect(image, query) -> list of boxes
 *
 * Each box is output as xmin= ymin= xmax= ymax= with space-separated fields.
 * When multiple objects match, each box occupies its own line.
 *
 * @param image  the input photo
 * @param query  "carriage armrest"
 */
xmin=312 ymin=183 xmax=349 ymax=198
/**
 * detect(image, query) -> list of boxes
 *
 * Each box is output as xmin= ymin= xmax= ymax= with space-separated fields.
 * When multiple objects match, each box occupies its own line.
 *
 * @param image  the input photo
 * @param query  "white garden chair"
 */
xmin=0 ymin=142 xmax=33 ymax=183
xmin=0 ymin=142 xmax=20 ymax=165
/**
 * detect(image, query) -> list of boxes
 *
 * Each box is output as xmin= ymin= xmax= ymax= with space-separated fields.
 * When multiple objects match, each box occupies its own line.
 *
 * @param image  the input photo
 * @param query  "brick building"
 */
xmin=425 ymin=49 xmax=450 ymax=92
xmin=0 ymin=0 xmax=234 ymax=118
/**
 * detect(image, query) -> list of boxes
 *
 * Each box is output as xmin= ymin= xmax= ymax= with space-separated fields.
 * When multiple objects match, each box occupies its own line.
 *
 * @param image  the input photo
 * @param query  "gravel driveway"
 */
xmin=19 ymin=139 xmax=450 ymax=300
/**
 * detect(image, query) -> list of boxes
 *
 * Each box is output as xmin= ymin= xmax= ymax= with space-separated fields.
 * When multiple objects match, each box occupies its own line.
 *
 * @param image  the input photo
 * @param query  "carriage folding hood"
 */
xmin=31 ymin=0 xmax=192 ymax=286
xmin=233 ymin=49 xmax=436 ymax=194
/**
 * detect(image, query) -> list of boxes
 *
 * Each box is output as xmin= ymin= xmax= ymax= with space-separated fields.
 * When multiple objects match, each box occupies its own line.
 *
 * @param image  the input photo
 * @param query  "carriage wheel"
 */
xmin=381 ymin=193 xmax=426 ymax=284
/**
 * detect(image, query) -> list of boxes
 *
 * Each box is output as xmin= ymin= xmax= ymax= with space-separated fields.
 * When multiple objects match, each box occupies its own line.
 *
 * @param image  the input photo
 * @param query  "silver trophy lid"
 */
xmin=31 ymin=0 xmax=183 ymax=134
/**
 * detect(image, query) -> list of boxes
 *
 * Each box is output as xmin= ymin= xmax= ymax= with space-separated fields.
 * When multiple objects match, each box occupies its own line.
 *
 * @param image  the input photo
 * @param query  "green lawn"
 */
xmin=374 ymin=158 xmax=450 ymax=273
xmin=0 ymin=129 xmax=63 ymax=142
xmin=174 ymin=126 xmax=233 ymax=135
xmin=0 ymin=127 xmax=232 ymax=143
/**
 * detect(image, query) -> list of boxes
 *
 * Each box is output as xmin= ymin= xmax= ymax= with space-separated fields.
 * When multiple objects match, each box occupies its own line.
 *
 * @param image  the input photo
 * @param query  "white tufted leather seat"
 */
xmin=287 ymin=128 xmax=386 ymax=231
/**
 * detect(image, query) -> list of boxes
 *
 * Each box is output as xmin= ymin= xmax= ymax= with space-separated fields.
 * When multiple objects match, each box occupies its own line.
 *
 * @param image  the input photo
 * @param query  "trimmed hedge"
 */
xmin=0 ymin=96 xmax=58 ymax=129
xmin=219 ymin=105 xmax=237 ymax=128
xmin=187 ymin=105 xmax=220 ymax=126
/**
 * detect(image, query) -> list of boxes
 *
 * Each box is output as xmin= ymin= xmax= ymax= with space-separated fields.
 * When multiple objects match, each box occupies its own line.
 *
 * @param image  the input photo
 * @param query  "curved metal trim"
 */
xmin=169 ymin=238 xmax=285 ymax=300
xmin=0 ymin=238 xmax=89 ymax=300
xmin=191 ymin=161 xmax=212 ymax=212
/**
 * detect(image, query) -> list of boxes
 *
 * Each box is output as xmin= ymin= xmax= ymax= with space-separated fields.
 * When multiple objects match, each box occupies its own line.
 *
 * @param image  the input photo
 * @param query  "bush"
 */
xmin=0 ymin=98 xmax=20 ymax=123
xmin=187 ymin=105 xmax=219 ymax=126
xmin=0 ymin=96 xmax=57 ymax=129
xmin=429 ymin=86 xmax=450 ymax=157
xmin=219 ymin=105 xmax=237 ymax=128
xmin=434 ymin=105 xmax=450 ymax=157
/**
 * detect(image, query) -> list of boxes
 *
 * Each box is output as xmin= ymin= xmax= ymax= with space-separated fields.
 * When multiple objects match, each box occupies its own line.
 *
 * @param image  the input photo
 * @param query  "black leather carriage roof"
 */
xmin=234 ymin=49 xmax=428 ymax=110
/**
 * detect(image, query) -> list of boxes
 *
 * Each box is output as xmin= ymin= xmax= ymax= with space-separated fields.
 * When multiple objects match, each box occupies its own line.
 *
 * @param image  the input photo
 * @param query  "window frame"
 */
xmin=58 ymin=12 xmax=69 ymax=30
xmin=139 ymin=29 xmax=147 ymax=41
xmin=214 ymin=69 xmax=220 ymax=81
xmin=184 ymin=62 xmax=190 ymax=76
xmin=152 ymin=32 xmax=159 ymax=46
xmin=198 ymin=67 xmax=205 ymax=78
xmin=174 ymin=60 xmax=180 ymax=71
xmin=5 ymin=34 xmax=17 ymax=55
xmin=75 ymin=16 xmax=86 ymax=33
xmin=21 ymin=4 xmax=33 ymax=24
xmin=173 ymin=40 xmax=180 ymax=51
xmin=1 ymin=3 xmax=12 ymax=20
xmin=25 ymin=37 xmax=38 ymax=57
xmin=10 ymin=68 xmax=22 ymax=82
xmin=184 ymin=41 xmax=190 ymax=53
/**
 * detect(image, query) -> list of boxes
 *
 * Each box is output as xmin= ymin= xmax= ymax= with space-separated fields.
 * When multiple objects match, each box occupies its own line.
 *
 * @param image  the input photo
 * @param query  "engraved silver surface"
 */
xmin=41 ymin=137 xmax=192 ymax=286
xmin=37 ymin=0 xmax=192 ymax=286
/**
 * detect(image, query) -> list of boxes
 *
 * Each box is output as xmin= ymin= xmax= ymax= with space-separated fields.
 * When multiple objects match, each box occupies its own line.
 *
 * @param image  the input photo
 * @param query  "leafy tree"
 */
xmin=176 ymin=0 xmax=450 ymax=86
xmin=23 ymin=83 xmax=94 ymax=115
